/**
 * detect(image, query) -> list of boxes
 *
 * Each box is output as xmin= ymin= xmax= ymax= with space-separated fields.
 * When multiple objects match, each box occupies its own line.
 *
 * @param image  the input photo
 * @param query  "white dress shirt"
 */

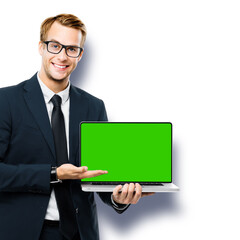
xmin=37 ymin=74 xmax=70 ymax=220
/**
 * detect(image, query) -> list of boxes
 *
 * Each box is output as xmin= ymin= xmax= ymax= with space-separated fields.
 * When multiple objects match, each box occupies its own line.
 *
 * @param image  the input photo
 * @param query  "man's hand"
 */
xmin=56 ymin=163 xmax=108 ymax=180
xmin=112 ymin=183 xmax=155 ymax=205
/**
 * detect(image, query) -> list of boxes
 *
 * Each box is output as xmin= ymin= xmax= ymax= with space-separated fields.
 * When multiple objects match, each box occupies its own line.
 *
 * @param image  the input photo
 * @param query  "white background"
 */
xmin=1 ymin=1 xmax=240 ymax=239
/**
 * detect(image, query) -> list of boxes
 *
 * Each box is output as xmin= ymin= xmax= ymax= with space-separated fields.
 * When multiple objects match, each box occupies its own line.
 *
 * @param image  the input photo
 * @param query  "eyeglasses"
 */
xmin=43 ymin=41 xmax=83 ymax=58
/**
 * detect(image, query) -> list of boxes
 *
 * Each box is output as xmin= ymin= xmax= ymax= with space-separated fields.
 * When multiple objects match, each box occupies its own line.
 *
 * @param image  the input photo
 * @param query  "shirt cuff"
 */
xmin=111 ymin=194 xmax=130 ymax=210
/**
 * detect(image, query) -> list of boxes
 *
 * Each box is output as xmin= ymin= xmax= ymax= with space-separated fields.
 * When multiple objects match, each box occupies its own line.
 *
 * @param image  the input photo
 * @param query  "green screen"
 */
xmin=80 ymin=122 xmax=172 ymax=182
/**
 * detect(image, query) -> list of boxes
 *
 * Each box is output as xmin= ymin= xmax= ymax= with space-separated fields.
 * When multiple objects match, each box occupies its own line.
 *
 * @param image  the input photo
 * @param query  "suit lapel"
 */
xmin=69 ymin=86 xmax=89 ymax=166
xmin=23 ymin=73 xmax=56 ymax=161
xmin=23 ymin=75 xmax=89 ymax=166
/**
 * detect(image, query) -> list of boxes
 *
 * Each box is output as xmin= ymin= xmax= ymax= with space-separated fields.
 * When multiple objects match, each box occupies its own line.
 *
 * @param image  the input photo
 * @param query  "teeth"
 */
xmin=54 ymin=63 xmax=67 ymax=69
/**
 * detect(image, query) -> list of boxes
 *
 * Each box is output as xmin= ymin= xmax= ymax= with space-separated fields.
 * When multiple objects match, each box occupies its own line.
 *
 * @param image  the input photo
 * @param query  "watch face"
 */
xmin=51 ymin=167 xmax=62 ymax=183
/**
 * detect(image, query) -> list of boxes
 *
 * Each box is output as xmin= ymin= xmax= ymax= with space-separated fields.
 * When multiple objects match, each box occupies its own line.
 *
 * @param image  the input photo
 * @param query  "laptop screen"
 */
xmin=80 ymin=122 xmax=172 ymax=183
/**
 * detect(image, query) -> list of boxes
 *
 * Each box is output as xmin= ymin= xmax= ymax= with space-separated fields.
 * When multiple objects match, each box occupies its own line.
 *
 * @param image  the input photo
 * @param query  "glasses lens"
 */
xmin=66 ymin=46 xmax=81 ymax=58
xmin=48 ymin=42 xmax=62 ymax=54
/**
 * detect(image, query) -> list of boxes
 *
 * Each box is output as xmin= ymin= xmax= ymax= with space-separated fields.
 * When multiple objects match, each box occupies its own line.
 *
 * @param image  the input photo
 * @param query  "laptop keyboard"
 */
xmin=91 ymin=182 xmax=163 ymax=186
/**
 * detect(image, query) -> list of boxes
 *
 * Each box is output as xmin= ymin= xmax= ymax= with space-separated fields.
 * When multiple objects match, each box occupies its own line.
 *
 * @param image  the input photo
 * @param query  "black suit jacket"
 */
xmin=0 ymin=73 xmax=123 ymax=240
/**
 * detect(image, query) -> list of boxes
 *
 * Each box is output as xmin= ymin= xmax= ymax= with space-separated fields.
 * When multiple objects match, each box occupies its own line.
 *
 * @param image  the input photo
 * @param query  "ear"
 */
xmin=38 ymin=41 xmax=44 ymax=56
xmin=77 ymin=48 xmax=84 ymax=62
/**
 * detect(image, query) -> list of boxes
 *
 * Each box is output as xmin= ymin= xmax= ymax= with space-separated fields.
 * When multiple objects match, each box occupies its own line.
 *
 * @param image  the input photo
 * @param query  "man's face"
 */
xmin=39 ymin=21 xmax=83 ymax=83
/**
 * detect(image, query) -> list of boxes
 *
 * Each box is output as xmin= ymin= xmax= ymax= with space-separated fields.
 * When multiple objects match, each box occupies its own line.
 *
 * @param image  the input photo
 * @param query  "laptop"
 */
xmin=80 ymin=122 xmax=179 ymax=192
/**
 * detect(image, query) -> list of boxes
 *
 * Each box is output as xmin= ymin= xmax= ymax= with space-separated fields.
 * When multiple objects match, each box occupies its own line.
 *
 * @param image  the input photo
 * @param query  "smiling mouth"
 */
xmin=52 ymin=63 xmax=69 ymax=69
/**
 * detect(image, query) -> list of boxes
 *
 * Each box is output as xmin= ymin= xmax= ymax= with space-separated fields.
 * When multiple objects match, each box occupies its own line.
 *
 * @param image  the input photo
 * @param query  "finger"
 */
xmin=126 ymin=183 xmax=135 ymax=202
xmin=70 ymin=166 xmax=89 ymax=178
xmin=113 ymin=185 xmax=123 ymax=196
xmin=142 ymin=192 xmax=155 ymax=197
xmin=120 ymin=183 xmax=129 ymax=200
xmin=131 ymin=183 xmax=142 ymax=204
xmin=76 ymin=166 xmax=88 ymax=173
xmin=112 ymin=185 xmax=123 ymax=203
xmin=80 ymin=170 xmax=108 ymax=179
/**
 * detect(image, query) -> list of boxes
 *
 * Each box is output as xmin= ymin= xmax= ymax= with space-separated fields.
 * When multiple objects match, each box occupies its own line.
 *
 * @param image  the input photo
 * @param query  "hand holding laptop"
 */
xmin=56 ymin=163 xmax=108 ymax=180
xmin=112 ymin=183 xmax=155 ymax=204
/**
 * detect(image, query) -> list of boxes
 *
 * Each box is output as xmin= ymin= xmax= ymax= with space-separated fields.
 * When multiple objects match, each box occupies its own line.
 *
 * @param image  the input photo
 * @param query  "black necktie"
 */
xmin=51 ymin=94 xmax=78 ymax=240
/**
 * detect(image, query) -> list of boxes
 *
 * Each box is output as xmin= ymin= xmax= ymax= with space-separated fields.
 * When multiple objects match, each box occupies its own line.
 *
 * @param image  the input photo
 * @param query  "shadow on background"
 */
xmin=95 ymin=142 xmax=181 ymax=232
xmin=70 ymin=41 xmax=91 ymax=88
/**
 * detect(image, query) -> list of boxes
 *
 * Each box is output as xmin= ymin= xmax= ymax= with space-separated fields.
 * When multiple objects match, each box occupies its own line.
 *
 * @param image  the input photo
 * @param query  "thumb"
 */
xmin=78 ymin=166 xmax=88 ymax=173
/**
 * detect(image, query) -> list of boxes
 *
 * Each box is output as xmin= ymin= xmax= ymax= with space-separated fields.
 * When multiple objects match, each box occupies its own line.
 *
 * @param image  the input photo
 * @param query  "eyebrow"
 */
xmin=48 ymin=39 xmax=80 ymax=48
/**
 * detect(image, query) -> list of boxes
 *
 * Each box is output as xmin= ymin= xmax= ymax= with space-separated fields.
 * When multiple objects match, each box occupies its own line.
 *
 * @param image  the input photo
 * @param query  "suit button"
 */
xmin=76 ymin=208 xmax=79 ymax=214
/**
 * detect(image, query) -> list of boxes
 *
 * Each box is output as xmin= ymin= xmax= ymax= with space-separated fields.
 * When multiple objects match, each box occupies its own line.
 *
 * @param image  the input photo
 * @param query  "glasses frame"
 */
xmin=43 ymin=41 xmax=83 ymax=58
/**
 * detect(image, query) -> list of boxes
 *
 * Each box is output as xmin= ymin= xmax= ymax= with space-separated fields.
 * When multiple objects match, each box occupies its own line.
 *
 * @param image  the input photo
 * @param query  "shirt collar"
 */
xmin=37 ymin=73 xmax=70 ymax=105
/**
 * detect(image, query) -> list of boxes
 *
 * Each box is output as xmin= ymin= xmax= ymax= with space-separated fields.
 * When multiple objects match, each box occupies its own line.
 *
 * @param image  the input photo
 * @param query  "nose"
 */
xmin=57 ymin=47 xmax=68 ymax=61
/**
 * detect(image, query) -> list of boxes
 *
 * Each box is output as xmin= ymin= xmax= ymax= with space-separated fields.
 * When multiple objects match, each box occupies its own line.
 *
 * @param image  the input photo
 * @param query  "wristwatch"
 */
xmin=50 ymin=166 xmax=62 ymax=184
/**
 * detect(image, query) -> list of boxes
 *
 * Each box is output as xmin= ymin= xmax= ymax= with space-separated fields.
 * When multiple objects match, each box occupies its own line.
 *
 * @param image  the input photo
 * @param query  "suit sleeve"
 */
xmin=0 ymin=90 xmax=51 ymax=194
xmin=98 ymin=100 xmax=108 ymax=121
xmin=96 ymin=100 xmax=130 ymax=214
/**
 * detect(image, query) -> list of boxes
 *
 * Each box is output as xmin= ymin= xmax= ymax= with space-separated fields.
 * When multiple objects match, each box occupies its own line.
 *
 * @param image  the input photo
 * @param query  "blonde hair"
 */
xmin=40 ymin=13 xmax=87 ymax=47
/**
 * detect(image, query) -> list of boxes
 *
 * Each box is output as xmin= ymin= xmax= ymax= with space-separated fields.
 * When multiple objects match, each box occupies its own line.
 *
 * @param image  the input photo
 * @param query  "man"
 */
xmin=0 ymin=14 xmax=153 ymax=240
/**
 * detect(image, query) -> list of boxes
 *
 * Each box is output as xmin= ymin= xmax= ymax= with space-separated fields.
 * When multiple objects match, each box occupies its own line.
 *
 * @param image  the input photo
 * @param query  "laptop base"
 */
xmin=81 ymin=183 xmax=179 ymax=192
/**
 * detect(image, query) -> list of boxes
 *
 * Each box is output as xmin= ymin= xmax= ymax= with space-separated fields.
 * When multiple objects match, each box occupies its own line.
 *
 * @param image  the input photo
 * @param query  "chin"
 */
xmin=47 ymin=72 xmax=70 ymax=83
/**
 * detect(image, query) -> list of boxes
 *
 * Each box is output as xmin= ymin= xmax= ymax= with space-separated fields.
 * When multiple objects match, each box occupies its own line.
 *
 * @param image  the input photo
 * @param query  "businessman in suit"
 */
xmin=0 ymin=14 xmax=153 ymax=240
